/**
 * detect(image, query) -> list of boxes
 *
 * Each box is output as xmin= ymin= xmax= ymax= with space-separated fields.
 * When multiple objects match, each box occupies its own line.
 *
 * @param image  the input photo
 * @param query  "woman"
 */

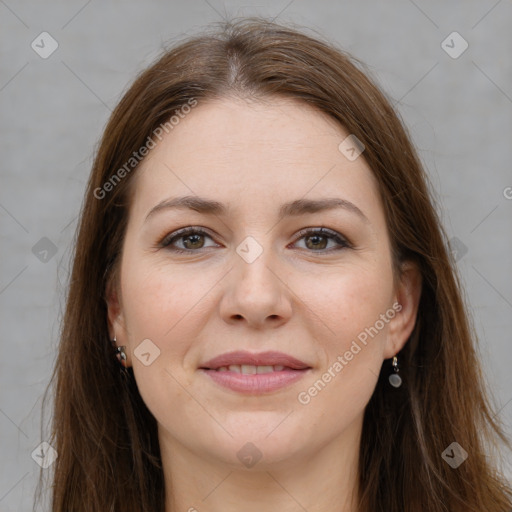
xmin=42 ymin=17 xmax=512 ymax=512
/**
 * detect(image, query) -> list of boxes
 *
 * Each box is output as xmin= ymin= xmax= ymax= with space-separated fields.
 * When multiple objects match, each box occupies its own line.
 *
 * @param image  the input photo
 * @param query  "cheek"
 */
xmin=121 ymin=264 xmax=210 ymax=435
xmin=120 ymin=258 xmax=209 ymax=352
xmin=308 ymin=264 xmax=393 ymax=346
xmin=295 ymin=265 xmax=392 ymax=407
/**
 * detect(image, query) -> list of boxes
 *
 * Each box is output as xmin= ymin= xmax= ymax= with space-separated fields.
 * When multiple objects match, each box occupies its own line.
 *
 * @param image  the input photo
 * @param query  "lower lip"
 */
xmin=200 ymin=368 xmax=310 ymax=394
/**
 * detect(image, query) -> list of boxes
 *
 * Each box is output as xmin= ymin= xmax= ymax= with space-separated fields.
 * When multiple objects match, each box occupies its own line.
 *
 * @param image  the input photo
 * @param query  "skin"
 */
xmin=107 ymin=96 xmax=422 ymax=512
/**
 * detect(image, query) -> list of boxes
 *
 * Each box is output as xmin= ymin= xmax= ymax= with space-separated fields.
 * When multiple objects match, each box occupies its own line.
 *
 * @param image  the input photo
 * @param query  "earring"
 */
xmin=116 ymin=346 xmax=128 ymax=367
xmin=112 ymin=336 xmax=128 ymax=368
xmin=388 ymin=355 xmax=402 ymax=388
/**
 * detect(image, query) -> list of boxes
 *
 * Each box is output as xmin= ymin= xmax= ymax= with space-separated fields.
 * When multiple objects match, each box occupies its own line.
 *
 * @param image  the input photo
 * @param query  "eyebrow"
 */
xmin=144 ymin=195 xmax=370 ymax=224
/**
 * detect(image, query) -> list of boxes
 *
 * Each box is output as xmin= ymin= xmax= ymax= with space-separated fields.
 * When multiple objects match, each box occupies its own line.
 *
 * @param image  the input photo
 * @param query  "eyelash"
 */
xmin=158 ymin=226 xmax=352 ymax=255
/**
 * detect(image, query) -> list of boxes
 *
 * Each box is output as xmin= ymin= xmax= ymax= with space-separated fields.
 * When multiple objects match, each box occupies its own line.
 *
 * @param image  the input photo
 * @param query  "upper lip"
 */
xmin=200 ymin=350 xmax=311 ymax=370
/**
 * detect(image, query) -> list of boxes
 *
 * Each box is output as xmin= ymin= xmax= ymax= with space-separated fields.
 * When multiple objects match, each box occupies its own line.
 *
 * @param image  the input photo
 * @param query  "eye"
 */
xmin=291 ymin=227 xmax=351 ymax=253
xmin=159 ymin=227 xmax=218 ymax=253
xmin=158 ymin=226 xmax=351 ymax=254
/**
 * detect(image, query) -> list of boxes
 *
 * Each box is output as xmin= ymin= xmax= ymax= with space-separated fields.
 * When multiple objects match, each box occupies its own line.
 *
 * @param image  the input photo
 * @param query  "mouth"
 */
xmin=209 ymin=364 xmax=291 ymax=374
xmin=199 ymin=350 xmax=312 ymax=394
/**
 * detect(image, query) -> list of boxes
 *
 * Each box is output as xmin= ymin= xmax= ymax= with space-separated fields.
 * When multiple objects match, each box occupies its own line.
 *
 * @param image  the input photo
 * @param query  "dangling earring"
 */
xmin=112 ymin=336 xmax=128 ymax=370
xmin=388 ymin=355 xmax=402 ymax=388
xmin=116 ymin=346 xmax=127 ymax=367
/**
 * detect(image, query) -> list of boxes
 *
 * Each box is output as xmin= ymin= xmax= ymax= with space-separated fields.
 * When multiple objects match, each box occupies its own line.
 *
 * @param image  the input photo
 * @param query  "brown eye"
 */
xmin=293 ymin=227 xmax=351 ymax=253
xmin=180 ymin=233 xmax=205 ymax=250
xmin=304 ymin=233 xmax=328 ymax=250
xmin=160 ymin=228 xmax=218 ymax=253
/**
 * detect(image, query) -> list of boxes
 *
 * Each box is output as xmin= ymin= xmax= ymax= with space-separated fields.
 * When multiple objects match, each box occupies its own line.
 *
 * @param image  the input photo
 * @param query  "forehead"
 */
xmin=146 ymin=96 xmax=355 ymax=163
xmin=130 ymin=96 xmax=384 ymax=229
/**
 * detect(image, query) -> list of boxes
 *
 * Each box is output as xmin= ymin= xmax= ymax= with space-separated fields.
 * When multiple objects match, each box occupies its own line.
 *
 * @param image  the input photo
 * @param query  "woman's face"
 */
xmin=108 ymin=96 xmax=420 ymax=470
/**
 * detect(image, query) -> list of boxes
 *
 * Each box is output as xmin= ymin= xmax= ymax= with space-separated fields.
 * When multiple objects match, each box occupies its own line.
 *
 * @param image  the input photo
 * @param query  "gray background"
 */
xmin=1 ymin=1 xmax=511 ymax=510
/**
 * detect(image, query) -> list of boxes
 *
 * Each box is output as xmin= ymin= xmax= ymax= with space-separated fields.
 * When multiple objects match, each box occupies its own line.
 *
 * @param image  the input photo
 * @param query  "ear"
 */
xmin=383 ymin=260 xmax=423 ymax=359
xmin=105 ymin=273 xmax=127 ymax=344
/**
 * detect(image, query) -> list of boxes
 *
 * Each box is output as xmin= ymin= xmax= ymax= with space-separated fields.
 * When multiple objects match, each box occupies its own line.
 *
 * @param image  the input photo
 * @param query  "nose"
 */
xmin=219 ymin=242 xmax=293 ymax=329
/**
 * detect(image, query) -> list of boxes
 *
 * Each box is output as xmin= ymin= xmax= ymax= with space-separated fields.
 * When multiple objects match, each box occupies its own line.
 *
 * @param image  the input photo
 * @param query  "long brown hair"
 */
xmin=39 ymin=17 xmax=512 ymax=511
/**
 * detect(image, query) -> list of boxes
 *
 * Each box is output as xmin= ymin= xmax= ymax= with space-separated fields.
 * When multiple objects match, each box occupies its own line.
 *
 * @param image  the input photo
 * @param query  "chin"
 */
xmin=200 ymin=424 xmax=312 ymax=469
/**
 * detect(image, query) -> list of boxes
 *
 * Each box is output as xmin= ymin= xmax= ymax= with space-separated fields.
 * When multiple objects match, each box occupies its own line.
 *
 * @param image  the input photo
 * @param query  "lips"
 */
xmin=200 ymin=350 xmax=311 ymax=371
xmin=199 ymin=350 xmax=311 ymax=394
